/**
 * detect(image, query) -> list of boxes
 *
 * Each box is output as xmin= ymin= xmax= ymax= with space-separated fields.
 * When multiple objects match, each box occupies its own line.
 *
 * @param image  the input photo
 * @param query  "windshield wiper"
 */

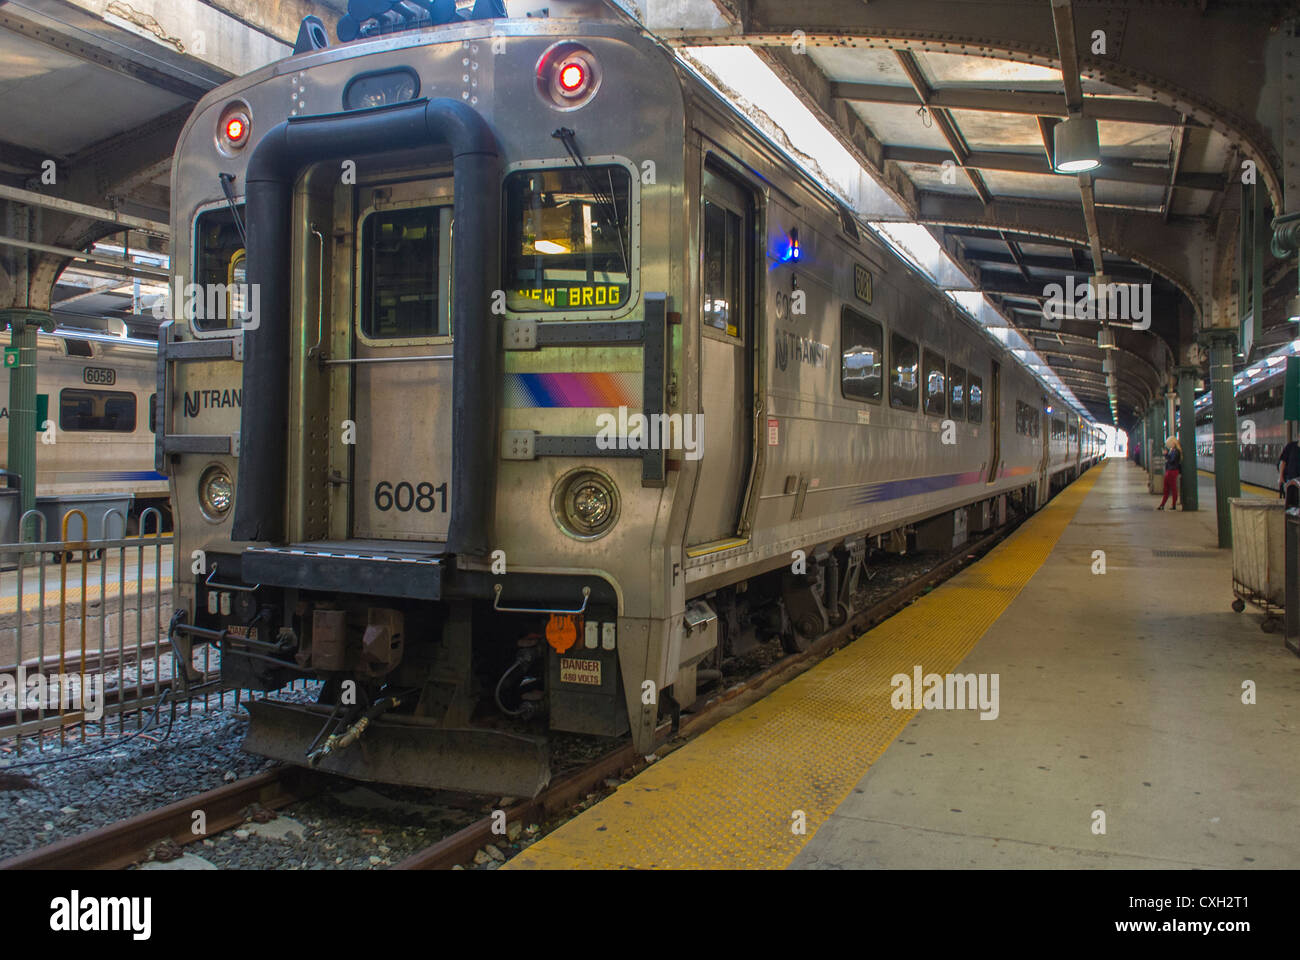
xmin=218 ymin=172 xmax=248 ymax=248
xmin=551 ymin=127 xmax=629 ymax=280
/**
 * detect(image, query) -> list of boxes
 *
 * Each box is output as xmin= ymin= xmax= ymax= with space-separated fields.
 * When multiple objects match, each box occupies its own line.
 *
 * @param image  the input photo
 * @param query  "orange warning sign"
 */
xmin=546 ymin=614 xmax=580 ymax=654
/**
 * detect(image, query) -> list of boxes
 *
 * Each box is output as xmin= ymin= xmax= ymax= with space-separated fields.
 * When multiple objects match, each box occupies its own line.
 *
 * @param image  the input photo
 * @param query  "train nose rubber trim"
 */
xmin=232 ymin=97 xmax=501 ymax=556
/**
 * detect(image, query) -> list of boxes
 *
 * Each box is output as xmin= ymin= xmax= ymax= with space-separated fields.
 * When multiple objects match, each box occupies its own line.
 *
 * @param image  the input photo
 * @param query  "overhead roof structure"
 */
xmin=0 ymin=0 xmax=347 ymax=334
xmin=633 ymin=0 xmax=1300 ymax=430
xmin=3 ymin=0 xmax=1299 ymax=431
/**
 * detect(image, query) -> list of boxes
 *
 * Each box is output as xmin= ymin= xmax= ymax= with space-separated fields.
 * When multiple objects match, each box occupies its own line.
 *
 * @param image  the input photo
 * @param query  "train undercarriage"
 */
xmin=168 ymin=489 xmax=1037 ymax=797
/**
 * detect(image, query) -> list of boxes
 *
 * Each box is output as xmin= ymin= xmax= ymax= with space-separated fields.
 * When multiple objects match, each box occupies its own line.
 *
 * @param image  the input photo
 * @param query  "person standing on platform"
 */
xmin=1279 ymin=435 xmax=1300 ymax=507
xmin=1157 ymin=437 xmax=1182 ymax=510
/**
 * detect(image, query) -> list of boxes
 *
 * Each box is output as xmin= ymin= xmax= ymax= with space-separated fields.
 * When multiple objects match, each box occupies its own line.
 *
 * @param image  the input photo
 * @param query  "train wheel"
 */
xmin=780 ymin=628 xmax=811 ymax=655
xmin=1231 ymin=598 xmax=1245 ymax=613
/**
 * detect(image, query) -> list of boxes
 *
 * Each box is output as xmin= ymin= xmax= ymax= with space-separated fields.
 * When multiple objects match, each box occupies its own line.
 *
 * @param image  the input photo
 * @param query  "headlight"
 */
xmin=552 ymin=468 xmax=619 ymax=540
xmin=199 ymin=465 xmax=234 ymax=520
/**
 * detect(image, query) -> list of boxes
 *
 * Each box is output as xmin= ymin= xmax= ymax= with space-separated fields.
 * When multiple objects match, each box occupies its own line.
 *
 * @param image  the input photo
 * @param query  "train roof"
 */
xmin=46 ymin=327 xmax=157 ymax=353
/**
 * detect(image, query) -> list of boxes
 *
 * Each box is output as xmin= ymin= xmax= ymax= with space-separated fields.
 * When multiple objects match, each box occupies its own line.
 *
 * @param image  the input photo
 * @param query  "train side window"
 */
xmin=840 ymin=307 xmax=882 ymax=403
xmin=949 ymin=365 xmax=966 ymax=419
xmin=503 ymin=165 xmax=633 ymax=314
xmin=696 ymin=174 xmax=748 ymax=338
xmin=968 ymin=375 xmax=983 ymax=423
xmin=361 ymin=205 xmax=450 ymax=340
xmin=192 ymin=204 xmax=246 ymax=332
xmin=59 ymin=388 xmax=136 ymax=433
xmin=922 ymin=350 xmax=946 ymax=416
xmin=889 ymin=333 xmax=919 ymax=411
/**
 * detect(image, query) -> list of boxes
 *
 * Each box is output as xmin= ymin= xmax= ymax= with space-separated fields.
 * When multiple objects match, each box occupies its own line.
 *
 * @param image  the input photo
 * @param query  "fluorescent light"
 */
xmin=534 ymin=239 xmax=568 ymax=254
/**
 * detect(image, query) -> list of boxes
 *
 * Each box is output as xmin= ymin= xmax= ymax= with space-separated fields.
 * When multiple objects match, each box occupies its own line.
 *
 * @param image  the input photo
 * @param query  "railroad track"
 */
xmin=0 ymin=522 xmax=1013 ymax=871
xmin=0 ymin=766 xmax=326 ymax=870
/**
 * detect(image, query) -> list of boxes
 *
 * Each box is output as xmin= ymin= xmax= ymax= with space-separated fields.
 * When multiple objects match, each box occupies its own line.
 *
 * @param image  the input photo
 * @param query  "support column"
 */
xmin=1206 ymin=329 xmax=1241 ymax=548
xmin=1147 ymin=403 xmax=1164 ymax=493
xmin=1176 ymin=366 xmax=1199 ymax=511
xmin=1 ymin=308 xmax=51 ymax=524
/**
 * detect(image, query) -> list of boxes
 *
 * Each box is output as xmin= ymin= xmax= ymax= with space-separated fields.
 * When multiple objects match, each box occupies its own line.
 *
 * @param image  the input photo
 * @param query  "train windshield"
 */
xmin=503 ymin=165 xmax=632 ymax=312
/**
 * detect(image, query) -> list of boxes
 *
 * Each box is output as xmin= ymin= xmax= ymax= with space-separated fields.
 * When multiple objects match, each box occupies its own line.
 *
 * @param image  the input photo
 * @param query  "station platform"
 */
xmin=507 ymin=460 xmax=1300 ymax=870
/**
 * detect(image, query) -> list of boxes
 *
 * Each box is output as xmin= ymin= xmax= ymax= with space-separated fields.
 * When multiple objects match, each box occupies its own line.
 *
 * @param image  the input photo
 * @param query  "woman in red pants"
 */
xmin=1157 ymin=437 xmax=1182 ymax=510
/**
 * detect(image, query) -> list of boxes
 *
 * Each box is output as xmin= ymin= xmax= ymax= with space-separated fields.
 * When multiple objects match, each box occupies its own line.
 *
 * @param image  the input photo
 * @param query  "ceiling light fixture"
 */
xmin=1053 ymin=113 xmax=1101 ymax=173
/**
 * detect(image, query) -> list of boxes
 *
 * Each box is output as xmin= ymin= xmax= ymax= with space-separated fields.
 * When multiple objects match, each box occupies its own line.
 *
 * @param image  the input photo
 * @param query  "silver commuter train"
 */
xmin=159 ymin=0 xmax=1103 ymax=794
xmin=0 ymin=328 xmax=167 ymax=527
xmin=1195 ymin=366 xmax=1285 ymax=491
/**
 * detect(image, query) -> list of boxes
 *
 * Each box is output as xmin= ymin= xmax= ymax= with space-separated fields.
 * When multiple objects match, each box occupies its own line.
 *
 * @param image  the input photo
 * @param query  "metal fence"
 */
xmin=0 ymin=506 xmax=192 ymax=755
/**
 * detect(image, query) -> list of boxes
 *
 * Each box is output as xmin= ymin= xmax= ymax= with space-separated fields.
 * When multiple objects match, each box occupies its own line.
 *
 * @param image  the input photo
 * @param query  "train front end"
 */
xmin=159 ymin=2 xmax=690 ymax=796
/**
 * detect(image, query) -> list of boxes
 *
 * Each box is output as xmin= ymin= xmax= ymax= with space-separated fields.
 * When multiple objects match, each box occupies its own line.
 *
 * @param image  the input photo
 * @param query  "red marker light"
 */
xmin=225 ymin=117 xmax=246 ymax=142
xmin=558 ymin=61 xmax=586 ymax=94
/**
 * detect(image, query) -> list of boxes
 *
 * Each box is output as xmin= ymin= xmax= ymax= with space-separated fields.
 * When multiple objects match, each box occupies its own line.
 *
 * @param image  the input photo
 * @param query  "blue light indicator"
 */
xmin=779 ymin=228 xmax=801 ymax=263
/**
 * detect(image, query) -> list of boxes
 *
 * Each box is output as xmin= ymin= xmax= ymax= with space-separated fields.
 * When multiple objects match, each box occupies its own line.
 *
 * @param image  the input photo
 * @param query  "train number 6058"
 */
xmin=373 ymin=480 xmax=447 ymax=513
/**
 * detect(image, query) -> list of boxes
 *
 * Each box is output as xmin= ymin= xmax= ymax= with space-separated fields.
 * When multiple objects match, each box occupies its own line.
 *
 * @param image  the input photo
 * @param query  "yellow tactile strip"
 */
xmin=506 ymin=466 xmax=1104 ymax=869
xmin=0 ymin=579 xmax=169 ymax=616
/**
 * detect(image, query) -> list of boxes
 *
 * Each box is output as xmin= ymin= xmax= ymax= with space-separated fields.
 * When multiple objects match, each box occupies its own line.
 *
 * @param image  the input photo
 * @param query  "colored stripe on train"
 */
xmin=53 ymin=471 xmax=168 ymax=482
xmin=504 ymin=372 xmax=640 ymax=408
xmin=849 ymin=463 xmax=1037 ymax=506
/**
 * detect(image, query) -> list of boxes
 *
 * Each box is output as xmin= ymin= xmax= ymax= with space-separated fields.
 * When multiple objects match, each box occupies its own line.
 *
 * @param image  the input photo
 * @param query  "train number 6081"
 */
xmin=373 ymin=480 xmax=447 ymax=513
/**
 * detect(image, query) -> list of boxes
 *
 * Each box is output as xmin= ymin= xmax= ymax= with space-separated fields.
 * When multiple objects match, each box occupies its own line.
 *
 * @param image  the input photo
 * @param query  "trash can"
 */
xmin=1230 ymin=498 xmax=1286 ymax=612
xmin=33 ymin=493 xmax=134 ymax=543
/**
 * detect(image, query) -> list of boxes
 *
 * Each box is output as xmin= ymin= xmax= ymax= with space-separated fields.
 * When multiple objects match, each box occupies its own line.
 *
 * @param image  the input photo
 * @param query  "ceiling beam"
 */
xmin=1078 ymin=172 xmax=1105 ymax=274
xmin=0 ymin=139 xmax=65 ymax=177
xmin=1163 ymin=120 xmax=1189 ymax=222
xmin=916 ymin=190 xmax=1207 ymax=324
xmin=756 ymin=45 xmax=918 ymax=216
xmin=0 ymin=7 xmax=215 ymax=101
xmin=194 ymin=0 xmax=348 ymax=44
xmin=0 ymin=184 xmax=167 ymax=236
xmin=0 ymin=235 xmax=168 ymax=279
xmin=1048 ymin=0 xmax=1085 ymax=114
xmin=968 ymin=248 xmax=1153 ymax=281
xmin=829 ymin=82 xmax=1191 ymax=127
xmin=664 ymin=0 xmax=1286 ymax=214
xmin=881 ymin=145 xmax=1224 ymax=191
xmin=892 ymin=49 xmax=992 ymax=205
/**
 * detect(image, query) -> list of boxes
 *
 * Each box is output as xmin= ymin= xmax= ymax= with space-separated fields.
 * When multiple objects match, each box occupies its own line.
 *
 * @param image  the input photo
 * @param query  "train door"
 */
xmin=350 ymin=178 xmax=455 ymax=542
xmin=985 ymin=360 xmax=1001 ymax=483
xmin=687 ymin=163 xmax=756 ymax=547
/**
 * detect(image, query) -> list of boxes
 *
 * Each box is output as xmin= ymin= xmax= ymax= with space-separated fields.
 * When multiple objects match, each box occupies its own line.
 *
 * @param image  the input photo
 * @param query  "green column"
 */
xmin=1176 ymin=366 xmax=1198 ymax=511
xmin=1206 ymin=329 xmax=1240 ymax=548
xmin=1 ymin=309 xmax=50 ymax=528
xmin=1148 ymin=403 xmax=1164 ymax=493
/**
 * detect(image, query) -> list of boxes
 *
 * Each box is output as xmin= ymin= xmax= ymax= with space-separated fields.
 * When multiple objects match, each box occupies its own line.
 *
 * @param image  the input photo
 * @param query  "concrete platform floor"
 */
xmin=793 ymin=460 xmax=1300 ymax=869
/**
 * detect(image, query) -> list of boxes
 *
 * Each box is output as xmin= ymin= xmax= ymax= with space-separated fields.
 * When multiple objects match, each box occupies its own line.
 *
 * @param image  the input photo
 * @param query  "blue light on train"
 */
xmin=778 ymin=228 xmax=801 ymax=263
